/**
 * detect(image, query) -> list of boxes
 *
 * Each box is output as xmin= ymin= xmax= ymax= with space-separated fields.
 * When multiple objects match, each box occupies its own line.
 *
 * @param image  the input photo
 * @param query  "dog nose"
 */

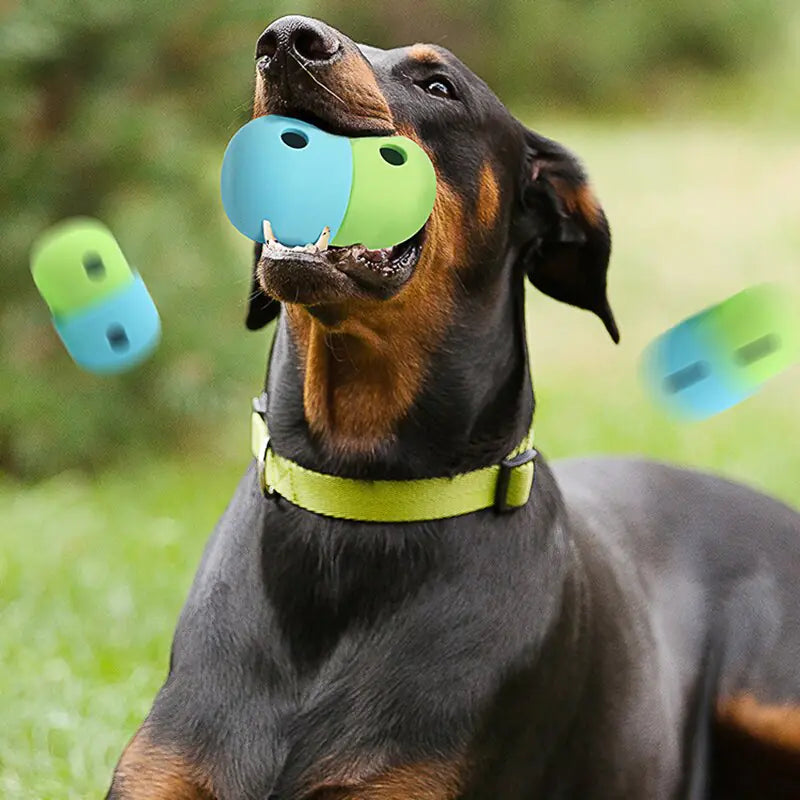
xmin=256 ymin=16 xmax=341 ymax=70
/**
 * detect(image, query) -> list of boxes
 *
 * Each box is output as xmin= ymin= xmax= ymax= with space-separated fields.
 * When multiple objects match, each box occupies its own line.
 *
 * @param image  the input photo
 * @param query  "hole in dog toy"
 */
xmin=106 ymin=324 xmax=130 ymax=352
xmin=735 ymin=334 xmax=781 ymax=366
xmin=281 ymin=130 xmax=309 ymax=149
xmin=380 ymin=145 xmax=407 ymax=166
xmin=82 ymin=252 xmax=106 ymax=281
xmin=663 ymin=360 xmax=711 ymax=394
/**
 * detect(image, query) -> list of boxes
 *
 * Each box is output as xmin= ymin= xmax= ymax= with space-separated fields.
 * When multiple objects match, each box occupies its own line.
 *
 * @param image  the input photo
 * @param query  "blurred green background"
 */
xmin=1 ymin=0 xmax=799 ymax=796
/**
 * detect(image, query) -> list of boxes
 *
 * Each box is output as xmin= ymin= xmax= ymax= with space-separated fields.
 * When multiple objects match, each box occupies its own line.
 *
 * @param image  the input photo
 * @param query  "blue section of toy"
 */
xmin=642 ymin=313 xmax=752 ymax=420
xmin=54 ymin=275 xmax=161 ymax=374
xmin=220 ymin=115 xmax=353 ymax=246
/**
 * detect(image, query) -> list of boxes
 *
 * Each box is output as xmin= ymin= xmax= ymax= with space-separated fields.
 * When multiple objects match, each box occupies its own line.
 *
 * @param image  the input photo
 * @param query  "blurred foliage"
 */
xmin=0 ymin=0 xmax=797 ymax=478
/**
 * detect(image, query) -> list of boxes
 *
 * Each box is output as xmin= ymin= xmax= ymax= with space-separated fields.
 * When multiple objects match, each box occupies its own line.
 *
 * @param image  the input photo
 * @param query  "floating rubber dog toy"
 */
xmin=30 ymin=218 xmax=160 ymax=374
xmin=220 ymin=115 xmax=437 ymax=248
xmin=642 ymin=284 xmax=800 ymax=419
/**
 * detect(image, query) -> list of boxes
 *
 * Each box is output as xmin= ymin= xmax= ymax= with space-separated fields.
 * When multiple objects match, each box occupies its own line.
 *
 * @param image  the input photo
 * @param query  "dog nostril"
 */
xmin=255 ymin=30 xmax=279 ymax=61
xmin=293 ymin=27 xmax=339 ymax=62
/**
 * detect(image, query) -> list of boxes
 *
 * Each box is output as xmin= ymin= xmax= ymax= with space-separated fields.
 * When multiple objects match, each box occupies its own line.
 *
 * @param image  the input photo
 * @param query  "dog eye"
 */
xmin=420 ymin=77 xmax=456 ymax=100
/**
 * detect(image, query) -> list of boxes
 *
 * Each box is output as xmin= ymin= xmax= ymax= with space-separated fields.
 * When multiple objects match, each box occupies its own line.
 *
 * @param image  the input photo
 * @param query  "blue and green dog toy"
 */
xmin=220 ymin=115 xmax=437 ymax=249
xmin=642 ymin=284 xmax=800 ymax=419
xmin=30 ymin=218 xmax=160 ymax=374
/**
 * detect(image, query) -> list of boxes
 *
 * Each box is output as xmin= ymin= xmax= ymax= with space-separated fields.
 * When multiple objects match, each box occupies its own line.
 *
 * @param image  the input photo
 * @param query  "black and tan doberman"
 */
xmin=107 ymin=15 xmax=800 ymax=800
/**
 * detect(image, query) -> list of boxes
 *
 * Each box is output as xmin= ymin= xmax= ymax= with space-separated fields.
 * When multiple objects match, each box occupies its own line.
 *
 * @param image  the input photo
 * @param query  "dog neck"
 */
xmin=263 ymin=277 xmax=535 ymax=480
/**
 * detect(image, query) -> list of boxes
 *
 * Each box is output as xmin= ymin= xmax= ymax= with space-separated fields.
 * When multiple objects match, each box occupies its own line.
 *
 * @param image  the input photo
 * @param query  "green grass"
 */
xmin=2 ymin=116 xmax=799 ymax=798
xmin=0 ymin=459 xmax=243 ymax=798
xmin=528 ymin=116 xmax=800 ymax=503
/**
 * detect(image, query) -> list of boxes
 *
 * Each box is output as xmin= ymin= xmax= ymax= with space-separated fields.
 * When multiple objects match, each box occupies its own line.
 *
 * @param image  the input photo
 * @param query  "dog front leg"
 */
xmin=106 ymin=725 xmax=215 ymax=800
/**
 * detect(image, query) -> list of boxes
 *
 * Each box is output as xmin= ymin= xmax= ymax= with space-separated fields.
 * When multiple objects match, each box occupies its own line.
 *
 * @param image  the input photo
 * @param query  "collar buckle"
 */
xmin=495 ymin=448 xmax=537 ymax=513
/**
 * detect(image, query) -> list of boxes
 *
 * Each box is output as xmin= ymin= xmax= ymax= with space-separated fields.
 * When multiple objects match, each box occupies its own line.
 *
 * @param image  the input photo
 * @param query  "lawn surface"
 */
xmin=2 ymin=116 xmax=799 ymax=798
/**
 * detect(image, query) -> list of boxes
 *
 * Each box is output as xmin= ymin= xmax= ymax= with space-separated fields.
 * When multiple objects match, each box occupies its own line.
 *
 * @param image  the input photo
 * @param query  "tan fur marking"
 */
xmin=357 ymin=760 xmax=463 ymax=799
xmin=252 ymin=51 xmax=393 ymax=128
xmin=253 ymin=71 xmax=269 ymax=118
xmin=717 ymin=694 xmax=800 ymax=753
xmin=308 ymin=760 xmax=464 ymax=800
xmin=331 ymin=50 xmax=394 ymax=125
xmin=573 ymin=183 xmax=602 ymax=227
xmin=109 ymin=727 xmax=214 ymax=799
xmin=477 ymin=162 xmax=501 ymax=229
xmin=285 ymin=155 xmax=465 ymax=457
xmin=550 ymin=177 xmax=602 ymax=228
xmin=408 ymin=44 xmax=445 ymax=66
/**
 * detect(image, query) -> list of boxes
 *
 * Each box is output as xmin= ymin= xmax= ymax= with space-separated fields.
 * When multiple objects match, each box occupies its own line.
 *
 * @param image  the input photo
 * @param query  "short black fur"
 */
xmin=107 ymin=15 xmax=800 ymax=800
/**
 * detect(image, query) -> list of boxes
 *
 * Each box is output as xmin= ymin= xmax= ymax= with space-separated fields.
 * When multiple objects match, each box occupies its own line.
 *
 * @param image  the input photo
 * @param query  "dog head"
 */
xmin=244 ymin=15 xmax=617 ymax=344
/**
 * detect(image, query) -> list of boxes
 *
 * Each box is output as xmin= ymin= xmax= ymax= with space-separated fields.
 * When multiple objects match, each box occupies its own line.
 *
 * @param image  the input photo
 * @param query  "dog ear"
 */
xmin=516 ymin=127 xmax=619 ymax=343
xmin=246 ymin=241 xmax=281 ymax=330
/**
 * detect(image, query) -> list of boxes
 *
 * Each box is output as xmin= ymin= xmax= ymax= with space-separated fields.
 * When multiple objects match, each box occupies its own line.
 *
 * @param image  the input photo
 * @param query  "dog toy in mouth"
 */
xmin=220 ymin=114 xmax=437 ymax=250
xmin=642 ymin=284 xmax=800 ymax=419
xmin=30 ymin=218 xmax=161 ymax=374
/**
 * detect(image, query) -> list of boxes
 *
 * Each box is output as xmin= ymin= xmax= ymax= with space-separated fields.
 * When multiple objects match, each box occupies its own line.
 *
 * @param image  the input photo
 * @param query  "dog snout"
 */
xmin=252 ymin=16 xmax=394 ymax=137
xmin=256 ymin=15 xmax=342 ymax=73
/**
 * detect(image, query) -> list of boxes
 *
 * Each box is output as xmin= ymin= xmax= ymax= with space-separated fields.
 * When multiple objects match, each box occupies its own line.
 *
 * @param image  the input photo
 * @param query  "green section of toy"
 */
xmin=30 ymin=218 xmax=134 ymax=317
xmin=332 ymin=136 xmax=437 ymax=250
xmin=710 ymin=284 xmax=800 ymax=388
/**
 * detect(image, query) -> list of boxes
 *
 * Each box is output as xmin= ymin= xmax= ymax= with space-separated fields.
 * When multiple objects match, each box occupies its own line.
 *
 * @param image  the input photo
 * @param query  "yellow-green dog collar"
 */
xmin=250 ymin=394 xmax=536 ymax=523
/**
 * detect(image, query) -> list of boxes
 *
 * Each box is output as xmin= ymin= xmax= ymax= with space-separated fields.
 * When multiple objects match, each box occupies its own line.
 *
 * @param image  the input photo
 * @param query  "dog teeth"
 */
xmin=262 ymin=220 xmax=330 ymax=254
xmin=263 ymin=241 xmax=321 ymax=254
xmin=314 ymin=226 xmax=330 ymax=252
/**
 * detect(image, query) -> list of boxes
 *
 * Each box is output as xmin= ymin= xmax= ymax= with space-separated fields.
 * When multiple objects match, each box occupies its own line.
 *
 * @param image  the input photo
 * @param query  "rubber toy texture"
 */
xmin=642 ymin=284 xmax=800 ymax=419
xmin=220 ymin=115 xmax=437 ymax=249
